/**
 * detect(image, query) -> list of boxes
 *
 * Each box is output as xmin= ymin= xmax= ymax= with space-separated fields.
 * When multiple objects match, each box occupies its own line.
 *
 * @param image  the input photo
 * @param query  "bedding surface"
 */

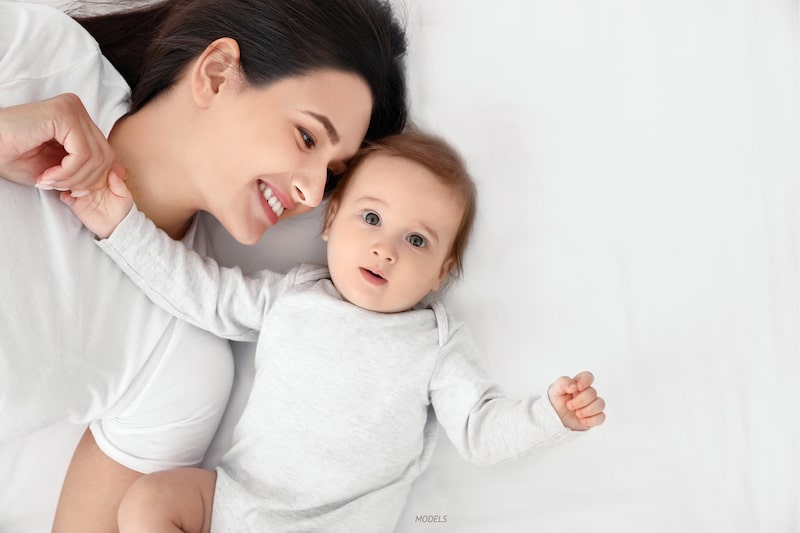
xmin=1 ymin=1 xmax=797 ymax=532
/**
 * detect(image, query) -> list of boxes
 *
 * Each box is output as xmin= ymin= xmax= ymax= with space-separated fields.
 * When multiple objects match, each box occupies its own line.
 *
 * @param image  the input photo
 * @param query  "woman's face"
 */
xmin=190 ymin=69 xmax=373 ymax=245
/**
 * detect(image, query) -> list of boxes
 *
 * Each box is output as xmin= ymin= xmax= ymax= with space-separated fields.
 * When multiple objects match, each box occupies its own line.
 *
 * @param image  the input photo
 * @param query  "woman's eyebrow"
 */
xmin=303 ymin=110 xmax=340 ymax=144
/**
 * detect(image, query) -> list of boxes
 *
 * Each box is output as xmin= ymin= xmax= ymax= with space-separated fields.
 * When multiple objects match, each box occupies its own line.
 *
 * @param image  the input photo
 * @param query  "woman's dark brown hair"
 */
xmin=73 ymin=0 xmax=408 ymax=143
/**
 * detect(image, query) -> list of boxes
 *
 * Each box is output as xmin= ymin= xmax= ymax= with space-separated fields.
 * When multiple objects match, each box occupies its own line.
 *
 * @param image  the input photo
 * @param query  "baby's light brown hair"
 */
xmin=324 ymin=130 xmax=477 ymax=279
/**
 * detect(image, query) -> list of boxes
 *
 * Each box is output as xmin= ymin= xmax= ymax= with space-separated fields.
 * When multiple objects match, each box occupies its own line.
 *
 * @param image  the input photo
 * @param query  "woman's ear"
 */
xmin=190 ymin=37 xmax=242 ymax=108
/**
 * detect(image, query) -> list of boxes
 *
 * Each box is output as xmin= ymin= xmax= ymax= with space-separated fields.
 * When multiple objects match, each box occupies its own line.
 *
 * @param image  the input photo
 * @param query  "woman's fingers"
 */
xmin=0 ymin=94 xmax=115 ymax=192
xmin=36 ymin=93 xmax=115 ymax=192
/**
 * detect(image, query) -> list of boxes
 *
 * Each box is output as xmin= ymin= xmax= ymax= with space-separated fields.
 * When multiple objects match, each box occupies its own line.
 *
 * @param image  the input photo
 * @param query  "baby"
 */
xmin=63 ymin=131 xmax=606 ymax=532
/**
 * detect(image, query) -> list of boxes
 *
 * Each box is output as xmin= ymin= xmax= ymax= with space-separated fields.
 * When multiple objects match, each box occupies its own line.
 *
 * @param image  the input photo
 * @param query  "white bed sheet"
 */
xmin=1 ymin=1 xmax=797 ymax=532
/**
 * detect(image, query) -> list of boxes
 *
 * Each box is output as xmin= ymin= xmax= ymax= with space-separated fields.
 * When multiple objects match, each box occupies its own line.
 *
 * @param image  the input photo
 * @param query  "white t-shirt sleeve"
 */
xmin=89 ymin=319 xmax=234 ymax=473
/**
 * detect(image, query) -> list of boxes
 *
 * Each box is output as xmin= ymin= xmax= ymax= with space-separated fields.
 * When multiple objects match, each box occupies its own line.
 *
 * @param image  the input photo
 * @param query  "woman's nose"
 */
xmin=291 ymin=166 xmax=327 ymax=208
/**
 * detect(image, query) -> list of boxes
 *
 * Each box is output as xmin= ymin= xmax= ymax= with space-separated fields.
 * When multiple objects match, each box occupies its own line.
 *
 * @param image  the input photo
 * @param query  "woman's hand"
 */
xmin=548 ymin=371 xmax=606 ymax=430
xmin=0 ymin=93 xmax=115 ymax=196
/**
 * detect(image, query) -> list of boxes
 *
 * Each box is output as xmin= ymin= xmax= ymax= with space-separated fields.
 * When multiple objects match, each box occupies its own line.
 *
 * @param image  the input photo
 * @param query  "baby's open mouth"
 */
xmin=364 ymin=268 xmax=384 ymax=280
xmin=360 ymin=267 xmax=387 ymax=284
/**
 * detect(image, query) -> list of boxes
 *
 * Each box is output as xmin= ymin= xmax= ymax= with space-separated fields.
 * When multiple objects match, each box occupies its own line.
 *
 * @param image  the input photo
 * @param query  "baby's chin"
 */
xmin=338 ymin=291 xmax=419 ymax=315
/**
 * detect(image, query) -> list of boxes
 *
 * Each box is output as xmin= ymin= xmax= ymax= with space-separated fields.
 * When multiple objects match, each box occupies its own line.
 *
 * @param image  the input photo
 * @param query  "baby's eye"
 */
xmin=362 ymin=210 xmax=381 ymax=226
xmin=299 ymin=128 xmax=316 ymax=148
xmin=407 ymin=233 xmax=426 ymax=248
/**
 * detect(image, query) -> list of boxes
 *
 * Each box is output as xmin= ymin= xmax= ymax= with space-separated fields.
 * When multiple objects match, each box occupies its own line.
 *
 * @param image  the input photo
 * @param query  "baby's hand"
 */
xmin=548 ymin=371 xmax=606 ymax=431
xmin=59 ymin=167 xmax=132 ymax=239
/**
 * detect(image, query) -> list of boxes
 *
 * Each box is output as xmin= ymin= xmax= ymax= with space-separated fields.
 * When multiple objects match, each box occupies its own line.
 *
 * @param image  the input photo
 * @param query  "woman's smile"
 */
xmin=256 ymin=179 xmax=292 ymax=225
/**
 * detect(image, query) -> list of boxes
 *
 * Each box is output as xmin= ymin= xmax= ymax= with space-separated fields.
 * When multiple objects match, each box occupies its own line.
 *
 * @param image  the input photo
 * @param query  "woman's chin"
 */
xmin=223 ymin=219 xmax=269 ymax=246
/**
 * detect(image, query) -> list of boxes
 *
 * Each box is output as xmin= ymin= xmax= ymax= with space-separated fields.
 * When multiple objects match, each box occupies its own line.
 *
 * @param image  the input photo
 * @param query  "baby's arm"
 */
xmin=430 ymin=319 xmax=605 ymax=466
xmin=62 ymin=180 xmax=289 ymax=341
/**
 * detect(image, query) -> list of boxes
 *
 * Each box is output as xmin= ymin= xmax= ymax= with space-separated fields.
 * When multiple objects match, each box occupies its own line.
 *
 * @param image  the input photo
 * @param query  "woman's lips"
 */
xmin=256 ymin=181 xmax=279 ymax=225
xmin=257 ymin=180 xmax=292 ymax=225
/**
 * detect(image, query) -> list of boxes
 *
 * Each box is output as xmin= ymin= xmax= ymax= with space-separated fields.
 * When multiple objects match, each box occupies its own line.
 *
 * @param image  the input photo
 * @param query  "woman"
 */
xmin=0 ymin=0 xmax=407 ymax=531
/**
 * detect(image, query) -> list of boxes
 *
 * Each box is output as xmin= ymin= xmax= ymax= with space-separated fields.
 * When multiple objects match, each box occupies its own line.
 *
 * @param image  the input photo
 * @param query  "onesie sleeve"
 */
xmin=96 ymin=205 xmax=293 ymax=341
xmin=429 ymin=318 xmax=577 ymax=467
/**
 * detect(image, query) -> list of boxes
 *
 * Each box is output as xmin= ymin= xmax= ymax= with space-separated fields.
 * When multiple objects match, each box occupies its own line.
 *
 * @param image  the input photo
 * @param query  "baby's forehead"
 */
xmin=348 ymin=153 xmax=442 ymax=190
xmin=356 ymin=156 xmax=463 ymax=209
xmin=350 ymin=156 xmax=463 ymax=220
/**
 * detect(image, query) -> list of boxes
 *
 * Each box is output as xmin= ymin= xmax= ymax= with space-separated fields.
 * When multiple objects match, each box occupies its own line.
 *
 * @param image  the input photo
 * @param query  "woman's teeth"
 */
xmin=259 ymin=182 xmax=285 ymax=217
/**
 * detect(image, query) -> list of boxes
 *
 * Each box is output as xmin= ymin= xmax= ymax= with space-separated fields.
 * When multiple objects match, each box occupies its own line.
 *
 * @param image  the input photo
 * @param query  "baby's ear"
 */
xmin=320 ymin=202 xmax=339 ymax=241
xmin=432 ymin=257 xmax=456 ymax=292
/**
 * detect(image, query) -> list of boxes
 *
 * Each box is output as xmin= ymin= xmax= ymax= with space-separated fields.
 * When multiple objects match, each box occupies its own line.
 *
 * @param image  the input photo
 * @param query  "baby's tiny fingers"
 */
xmin=579 ymin=411 xmax=606 ymax=428
xmin=576 ymin=397 xmax=606 ymax=418
xmin=567 ymin=387 xmax=598 ymax=410
xmin=573 ymin=371 xmax=595 ymax=391
xmin=59 ymin=191 xmax=75 ymax=206
xmin=549 ymin=376 xmax=577 ymax=397
xmin=107 ymin=170 xmax=132 ymax=198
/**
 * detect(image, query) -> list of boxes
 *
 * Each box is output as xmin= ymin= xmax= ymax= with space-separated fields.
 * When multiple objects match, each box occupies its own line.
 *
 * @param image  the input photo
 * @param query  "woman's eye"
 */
xmin=299 ymin=128 xmax=316 ymax=148
xmin=407 ymin=234 xmax=426 ymax=248
xmin=362 ymin=211 xmax=380 ymax=226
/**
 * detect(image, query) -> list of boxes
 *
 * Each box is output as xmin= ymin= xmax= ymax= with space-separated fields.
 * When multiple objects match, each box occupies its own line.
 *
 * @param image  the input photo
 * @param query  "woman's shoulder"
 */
xmin=0 ymin=2 xmax=131 ymax=134
xmin=0 ymin=1 xmax=102 ymax=80
xmin=1 ymin=1 xmax=84 ymax=32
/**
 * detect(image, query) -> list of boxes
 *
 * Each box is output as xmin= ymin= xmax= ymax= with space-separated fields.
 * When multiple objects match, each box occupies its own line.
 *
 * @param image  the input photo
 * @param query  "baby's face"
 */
xmin=323 ymin=154 xmax=463 ymax=313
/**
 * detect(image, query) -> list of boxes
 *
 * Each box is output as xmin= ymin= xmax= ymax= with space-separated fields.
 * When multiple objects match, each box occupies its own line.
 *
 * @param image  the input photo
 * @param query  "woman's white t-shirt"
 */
xmin=0 ymin=0 xmax=233 ymax=477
